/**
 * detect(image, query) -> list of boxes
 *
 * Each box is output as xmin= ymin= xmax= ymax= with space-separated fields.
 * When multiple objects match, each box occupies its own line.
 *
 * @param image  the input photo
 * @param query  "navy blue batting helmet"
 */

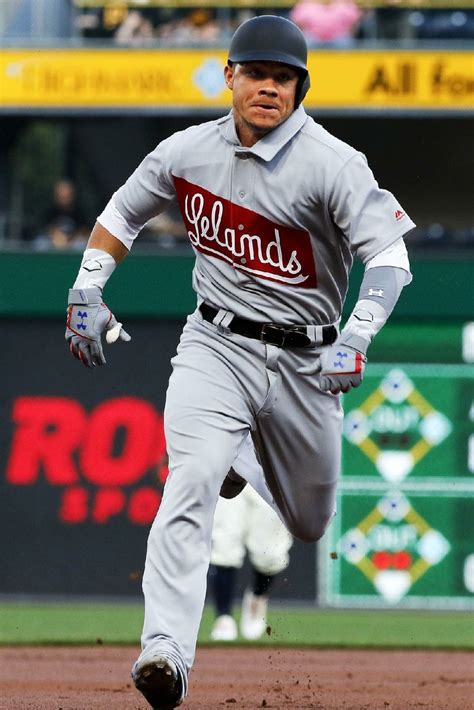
xmin=228 ymin=15 xmax=310 ymax=107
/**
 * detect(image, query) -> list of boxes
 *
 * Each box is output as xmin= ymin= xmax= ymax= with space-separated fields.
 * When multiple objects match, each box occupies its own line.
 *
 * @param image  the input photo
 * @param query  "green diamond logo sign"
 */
xmin=343 ymin=369 xmax=452 ymax=482
xmin=339 ymin=491 xmax=450 ymax=603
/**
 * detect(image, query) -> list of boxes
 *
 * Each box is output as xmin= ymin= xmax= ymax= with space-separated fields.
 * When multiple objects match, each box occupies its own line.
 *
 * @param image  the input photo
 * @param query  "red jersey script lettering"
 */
xmin=173 ymin=176 xmax=317 ymax=288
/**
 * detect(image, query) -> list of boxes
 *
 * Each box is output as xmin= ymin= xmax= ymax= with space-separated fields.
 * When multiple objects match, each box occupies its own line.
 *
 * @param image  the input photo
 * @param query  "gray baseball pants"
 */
xmin=137 ymin=310 xmax=342 ymax=696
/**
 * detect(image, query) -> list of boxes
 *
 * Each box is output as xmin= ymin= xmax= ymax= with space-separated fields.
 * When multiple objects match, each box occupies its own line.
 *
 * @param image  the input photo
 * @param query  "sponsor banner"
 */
xmin=320 ymin=364 xmax=474 ymax=609
xmin=342 ymin=365 xmax=474 ymax=482
xmin=0 ymin=49 xmax=472 ymax=110
xmin=0 ymin=320 xmax=180 ymax=596
xmin=0 ymin=319 xmax=315 ymax=599
xmin=322 ymin=487 xmax=474 ymax=608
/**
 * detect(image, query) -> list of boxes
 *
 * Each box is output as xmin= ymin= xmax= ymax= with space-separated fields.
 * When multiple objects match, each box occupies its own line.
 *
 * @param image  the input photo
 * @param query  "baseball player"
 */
xmin=65 ymin=15 xmax=414 ymax=709
xmin=210 ymin=434 xmax=293 ymax=642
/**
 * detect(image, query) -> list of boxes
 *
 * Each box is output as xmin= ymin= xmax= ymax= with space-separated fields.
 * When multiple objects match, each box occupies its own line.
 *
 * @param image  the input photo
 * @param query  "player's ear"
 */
xmin=224 ymin=64 xmax=234 ymax=90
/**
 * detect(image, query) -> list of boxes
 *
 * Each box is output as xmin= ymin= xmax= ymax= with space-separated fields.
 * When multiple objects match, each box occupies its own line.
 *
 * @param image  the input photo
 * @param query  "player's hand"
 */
xmin=318 ymin=343 xmax=367 ymax=395
xmin=65 ymin=287 xmax=131 ymax=368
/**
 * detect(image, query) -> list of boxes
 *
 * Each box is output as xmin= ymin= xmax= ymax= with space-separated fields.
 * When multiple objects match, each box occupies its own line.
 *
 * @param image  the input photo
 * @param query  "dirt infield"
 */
xmin=0 ymin=645 xmax=472 ymax=709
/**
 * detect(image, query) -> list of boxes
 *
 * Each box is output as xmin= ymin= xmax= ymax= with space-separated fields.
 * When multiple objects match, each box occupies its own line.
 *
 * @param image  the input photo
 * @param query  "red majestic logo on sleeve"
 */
xmin=173 ymin=176 xmax=317 ymax=288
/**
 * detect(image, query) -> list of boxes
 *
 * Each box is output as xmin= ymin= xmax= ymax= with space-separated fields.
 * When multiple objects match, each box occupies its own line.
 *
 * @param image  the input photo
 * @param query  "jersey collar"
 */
xmin=218 ymin=106 xmax=308 ymax=162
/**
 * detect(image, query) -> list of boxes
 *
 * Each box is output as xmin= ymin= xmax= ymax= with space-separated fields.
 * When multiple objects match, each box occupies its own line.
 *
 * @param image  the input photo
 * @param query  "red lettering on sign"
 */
xmin=92 ymin=487 xmax=126 ymax=523
xmin=393 ymin=550 xmax=412 ymax=570
xmin=128 ymin=487 xmax=161 ymax=525
xmin=81 ymin=397 xmax=162 ymax=486
xmin=59 ymin=486 xmax=89 ymax=524
xmin=6 ymin=397 xmax=85 ymax=485
xmin=372 ymin=550 xmax=413 ymax=570
xmin=372 ymin=551 xmax=392 ymax=570
xmin=7 ymin=396 xmax=169 ymax=526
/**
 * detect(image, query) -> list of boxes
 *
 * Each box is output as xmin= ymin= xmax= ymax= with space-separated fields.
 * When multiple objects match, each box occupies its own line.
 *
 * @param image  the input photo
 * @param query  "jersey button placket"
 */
xmin=234 ymin=151 xmax=253 ymax=208
xmin=232 ymin=151 xmax=255 ymax=269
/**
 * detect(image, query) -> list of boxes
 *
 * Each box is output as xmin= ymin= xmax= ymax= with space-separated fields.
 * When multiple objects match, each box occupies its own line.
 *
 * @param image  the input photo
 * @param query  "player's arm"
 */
xmin=87 ymin=221 xmax=129 ymax=263
xmin=66 ymin=137 xmax=178 ymax=368
xmin=66 ymin=203 xmax=145 ymax=368
xmin=319 ymin=238 xmax=411 ymax=394
xmin=65 ymin=220 xmax=132 ymax=369
xmin=321 ymin=151 xmax=415 ymax=394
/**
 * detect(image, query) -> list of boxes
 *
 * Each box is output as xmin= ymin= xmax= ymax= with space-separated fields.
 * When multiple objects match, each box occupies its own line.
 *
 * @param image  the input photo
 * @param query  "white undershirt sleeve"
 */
xmin=97 ymin=193 xmax=146 ymax=251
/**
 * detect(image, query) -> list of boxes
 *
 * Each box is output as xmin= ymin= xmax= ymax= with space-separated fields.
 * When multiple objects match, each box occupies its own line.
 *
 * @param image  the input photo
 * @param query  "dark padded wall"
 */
xmin=0 ymin=319 xmax=317 ymax=600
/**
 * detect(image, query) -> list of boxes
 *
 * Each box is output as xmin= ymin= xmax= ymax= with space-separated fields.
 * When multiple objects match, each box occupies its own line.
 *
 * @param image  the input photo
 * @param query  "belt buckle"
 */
xmin=260 ymin=323 xmax=286 ymax=347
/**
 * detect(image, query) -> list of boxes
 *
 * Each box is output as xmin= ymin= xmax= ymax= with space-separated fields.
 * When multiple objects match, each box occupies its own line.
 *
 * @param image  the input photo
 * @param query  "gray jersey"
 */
xmin=104 ymin=105 xmax=415 ymax=324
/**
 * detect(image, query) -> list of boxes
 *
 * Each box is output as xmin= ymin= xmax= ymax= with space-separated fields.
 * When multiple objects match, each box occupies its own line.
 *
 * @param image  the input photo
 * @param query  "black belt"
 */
xmin=199 ymin=303 xmax=337 ymax=349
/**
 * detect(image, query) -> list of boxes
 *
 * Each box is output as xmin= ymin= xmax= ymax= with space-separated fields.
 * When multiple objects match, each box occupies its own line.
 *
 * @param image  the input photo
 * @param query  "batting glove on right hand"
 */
xmin=65 ymin=287 xmax=131 ymax=368
xmin=318 ymin=342 xmax=367 ymax=395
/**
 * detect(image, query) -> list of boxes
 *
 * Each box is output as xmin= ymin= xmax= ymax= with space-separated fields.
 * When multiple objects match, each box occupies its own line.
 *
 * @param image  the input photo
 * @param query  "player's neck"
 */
xmin=233 ymin=116 xmax=269 ymax=148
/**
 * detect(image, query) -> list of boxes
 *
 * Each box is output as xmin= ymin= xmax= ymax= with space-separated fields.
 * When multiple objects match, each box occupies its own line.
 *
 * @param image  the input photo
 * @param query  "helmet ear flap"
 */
xmin=295 ymin=73 xmax=311 ymax=108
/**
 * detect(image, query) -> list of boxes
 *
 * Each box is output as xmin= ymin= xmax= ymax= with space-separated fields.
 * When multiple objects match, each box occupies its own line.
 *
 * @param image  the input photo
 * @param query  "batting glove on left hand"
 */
xmin=65 ymin=287 xmax=131 ymax=368
xmin=318 ymin=341 xmax=367 ymax=395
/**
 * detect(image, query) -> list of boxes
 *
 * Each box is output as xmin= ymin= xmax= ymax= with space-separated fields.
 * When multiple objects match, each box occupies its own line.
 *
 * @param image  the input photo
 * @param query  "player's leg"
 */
xmin=133 ymin=315 xmax=270 ymax=703
xmin=230 ymin=430 xmax=285 ymax=517
xmin=209 ymin=495 xmax=246 ymax=641
xmin=253 ymin=345 xmax=343 ymax=543
xmin=137 ymin=367 xmax=249 ymax=696
xmin=241 ymin=487 xmax=293 ymax=639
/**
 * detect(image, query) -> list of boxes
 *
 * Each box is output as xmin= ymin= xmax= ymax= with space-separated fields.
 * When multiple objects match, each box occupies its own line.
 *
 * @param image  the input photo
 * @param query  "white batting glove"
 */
xmin=65 ymin=287 xmax=131 ymax=368
xmin=318 ymin=340 xmax=367 ymax=395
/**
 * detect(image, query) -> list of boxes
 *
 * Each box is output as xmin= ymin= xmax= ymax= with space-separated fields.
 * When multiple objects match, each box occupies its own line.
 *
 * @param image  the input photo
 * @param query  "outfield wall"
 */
xmin=1 ymin=252 xmax=473 ymax=607
xmin=2 ymin=251 xmax=473 ymax=319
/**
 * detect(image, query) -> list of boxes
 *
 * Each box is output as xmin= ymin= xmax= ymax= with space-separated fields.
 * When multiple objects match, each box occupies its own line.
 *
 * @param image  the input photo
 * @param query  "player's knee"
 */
xmin=283 ymin=482 xmax=337 ymax=542
xmin=286 ymin=510 xmax=333 ymax=543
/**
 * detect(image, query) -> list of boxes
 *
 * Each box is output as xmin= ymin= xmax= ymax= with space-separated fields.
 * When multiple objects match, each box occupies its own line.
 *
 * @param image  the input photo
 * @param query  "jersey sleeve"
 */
xmin=329 ymin=152 xmax=416 ymax=263
xmin=98 ymin=134 xmax=178 ymax=249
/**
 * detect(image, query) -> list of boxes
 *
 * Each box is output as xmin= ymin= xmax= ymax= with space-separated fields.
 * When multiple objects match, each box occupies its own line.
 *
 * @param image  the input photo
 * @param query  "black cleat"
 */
xmin=220 ymin=467 xmax=247 ymax=499
xmin=132 ymin=656 xmax=183 ymax=710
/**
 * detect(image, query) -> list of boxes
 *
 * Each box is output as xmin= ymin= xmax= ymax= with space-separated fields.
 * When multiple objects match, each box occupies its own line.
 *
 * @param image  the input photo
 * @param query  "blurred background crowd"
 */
xmin=0 ymin=0 xmax=473 ymax=253
xmin=3 ymin=0 xmax=474 ymax=45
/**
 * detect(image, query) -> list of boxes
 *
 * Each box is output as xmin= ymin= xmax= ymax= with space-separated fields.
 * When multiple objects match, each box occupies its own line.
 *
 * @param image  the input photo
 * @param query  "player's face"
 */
xmin=225 ymin=61 xmax=299 ymax=147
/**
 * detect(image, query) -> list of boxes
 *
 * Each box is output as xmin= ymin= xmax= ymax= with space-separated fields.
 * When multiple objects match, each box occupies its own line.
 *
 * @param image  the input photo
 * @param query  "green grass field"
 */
xmin=0 ymin=603 xmax=472 ymax=649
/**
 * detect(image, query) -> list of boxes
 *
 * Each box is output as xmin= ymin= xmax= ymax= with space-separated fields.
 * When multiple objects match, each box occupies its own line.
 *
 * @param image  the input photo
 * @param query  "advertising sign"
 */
xmin=321 ymin=364 xmax=474 ymax=609
xmin=342 ymin=365 xmax=473 ymax=482
xmin=324 ymin=488 xmax=473 ymax=607
xmin=0 ymin=319 xmax=315 ymax=599
xmin=0 ymin=320 xmax=181 ymax=596
xmin=1 ymin=49 xmax=472 ymax=111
